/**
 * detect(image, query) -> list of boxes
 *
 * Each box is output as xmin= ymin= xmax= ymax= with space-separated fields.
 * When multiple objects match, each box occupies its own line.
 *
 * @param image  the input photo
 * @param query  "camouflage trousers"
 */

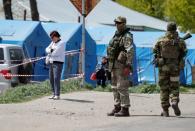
xmin=111 ymin=66 xmax=130 ymax=108
xmin=158 ymin=65 xmax=180 ymax=110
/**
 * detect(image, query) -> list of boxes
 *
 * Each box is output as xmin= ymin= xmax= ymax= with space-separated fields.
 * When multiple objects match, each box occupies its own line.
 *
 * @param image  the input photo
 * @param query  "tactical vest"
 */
xmin=107 ymin=35 xmax=125 ymax=63
xmin=160 ymin=39 xmax=180 ymax=59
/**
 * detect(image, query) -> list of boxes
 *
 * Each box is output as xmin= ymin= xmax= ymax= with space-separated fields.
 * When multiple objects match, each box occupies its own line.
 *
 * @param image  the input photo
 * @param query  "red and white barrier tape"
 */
xmin=0 ymin=73 xmax=83 ymax=78
xmin=0 ymin=74 xmax=47 ymax=77
xmin=63 ymin=74 xmax=84 ymax=81
xmin=7 ymin=56 xmax=46 ymax=70
xmin=0 ymin=49 xmax=83 ymax=63
xmin=6 ymin=49 xmax=83 ymax=70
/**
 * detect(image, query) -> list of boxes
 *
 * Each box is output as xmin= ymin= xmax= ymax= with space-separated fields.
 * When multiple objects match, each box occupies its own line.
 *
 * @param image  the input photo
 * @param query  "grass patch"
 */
xmin=130 ymin=84 xmax=195 ymax=94
xmin=129 ymin=84 xmax=160 ymax=94
xmin=1 ymin=79 xmax=195 ymax=104
xmin=180 ymin=85 xmax=195 ymax=93
xmin=93 ymin=84 xmax=112 ymax=92
xmin=93 ymin=84 xmax=160 ymax=94
xmin=0 ymin=79 xmax=93 ymax=104
xmin=94 ymin=83 xmax=195 ymax=94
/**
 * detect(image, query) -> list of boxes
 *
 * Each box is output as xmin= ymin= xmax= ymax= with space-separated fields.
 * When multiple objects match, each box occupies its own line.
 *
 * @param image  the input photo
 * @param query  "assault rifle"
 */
xmin=181 ymin=32 xmax=192 ymax=40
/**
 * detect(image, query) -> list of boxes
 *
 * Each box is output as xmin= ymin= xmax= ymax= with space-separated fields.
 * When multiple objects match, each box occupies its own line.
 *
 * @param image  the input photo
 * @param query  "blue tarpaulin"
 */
xmin=184 ymin=34 xmax=195 ymax=84
xmin=42 ymin=22 xmax=97 ymax=85
xmin=0 ymin=20 xmax=51 ymax=81
xmin=134 ymin=32 xmax=195 ymax=85
xmin=87 ymin=24 xmax=195 ymax=85
xmin=1 ymin=20 xmax=194 ymax=85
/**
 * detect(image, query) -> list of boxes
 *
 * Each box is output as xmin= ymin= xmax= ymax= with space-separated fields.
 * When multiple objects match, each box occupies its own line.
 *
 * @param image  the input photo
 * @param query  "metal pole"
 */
xmin=81 ymin=0 xmax=86 ymax=87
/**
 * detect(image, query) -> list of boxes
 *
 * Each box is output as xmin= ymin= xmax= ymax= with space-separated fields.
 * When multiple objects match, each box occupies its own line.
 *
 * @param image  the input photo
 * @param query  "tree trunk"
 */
xmin=3 ymin=0 xmax=13 ymax=19
xmin=29 ymin=0 xmax=39 ymax=21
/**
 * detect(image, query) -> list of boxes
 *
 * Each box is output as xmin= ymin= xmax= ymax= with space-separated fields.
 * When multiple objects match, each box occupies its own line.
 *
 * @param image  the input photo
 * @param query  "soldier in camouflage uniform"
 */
xmin=153 ymin=22 xmax=187 ymax=117
xmin=107 ymin=16 xmax=134 ymax=117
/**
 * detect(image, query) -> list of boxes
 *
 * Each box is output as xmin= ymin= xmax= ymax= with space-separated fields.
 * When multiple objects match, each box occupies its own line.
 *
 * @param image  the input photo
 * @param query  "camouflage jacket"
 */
xmin=153 ymin=31 xmax=187 ymax=69
xmin=107 ymin=28 xmax=134 ymax=70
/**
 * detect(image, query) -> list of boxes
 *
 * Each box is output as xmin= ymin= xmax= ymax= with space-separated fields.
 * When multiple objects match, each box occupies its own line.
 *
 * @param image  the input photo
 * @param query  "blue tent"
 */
xmin=0 ymin=20 xmax=40 ymax=45
xmin=133 ymin=31 xmax=164 ymax=84
xmin=87 ymin=24 xmax=138 ymax=85
xmin=42 ymin=22 xmax=96 ymax=85
xmin=134 ymin=32 xmax=195 ymax=85
xmin=87 ymin=24 xmax=195 ymax=85
xmin=0 ymin=20 xmax=51 ymax=81
xmin=184 ymin=34 xmax=195 ymax=84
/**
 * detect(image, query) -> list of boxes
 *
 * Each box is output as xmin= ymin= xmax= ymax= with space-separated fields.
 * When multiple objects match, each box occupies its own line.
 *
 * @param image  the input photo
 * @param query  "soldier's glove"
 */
xmin=123 ymin=64 xmax=132 ymax=76
xmin=123 ymin=67 xmax=130 ymax=76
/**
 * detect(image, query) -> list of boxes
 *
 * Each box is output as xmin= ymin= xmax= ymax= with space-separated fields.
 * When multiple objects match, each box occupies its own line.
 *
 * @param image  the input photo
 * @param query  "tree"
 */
xmin=165 ymin=0 xmax=195 ymax=32
xmin=114 ymin=0 xmax=195 ymax=32
xmin=29 ymin=0 xmax=39 ymax=21
xmin=114 ymin=0 xmax=165 ymax=19
xmin=3 ymin=0 xmax=13 ymax=19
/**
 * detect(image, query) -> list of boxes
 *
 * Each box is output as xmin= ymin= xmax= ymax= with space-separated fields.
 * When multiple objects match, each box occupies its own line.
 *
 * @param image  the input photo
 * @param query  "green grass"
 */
xmin=93 ymin=84 xmax=112 ymax=92
xmin=1 ymin=80 xmax=195 ymax=104
xmin=92 ymin=84 xmax=160 ymax=94
xmin=129 ymin=84 xmax=160 ymax=94
xmin=0 ymin=80 xmax=93 ymax=104
xmin=94 ymin=83 xmax=195 ymax=94
xmin=180 ymin=84 xmax=195 ymax=93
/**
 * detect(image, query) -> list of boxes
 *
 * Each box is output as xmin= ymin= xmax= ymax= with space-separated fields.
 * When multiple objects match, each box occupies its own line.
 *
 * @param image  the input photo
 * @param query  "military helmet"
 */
xmin=167 ymin=22 xmax=177 ymax=31
xmin=114 ymin=16 xmax=126 ymax=23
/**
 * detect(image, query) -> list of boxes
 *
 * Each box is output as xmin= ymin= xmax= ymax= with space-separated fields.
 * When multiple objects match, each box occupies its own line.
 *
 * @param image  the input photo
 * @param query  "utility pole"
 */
xmin=81 ymin=0 xmax=86 ymax=87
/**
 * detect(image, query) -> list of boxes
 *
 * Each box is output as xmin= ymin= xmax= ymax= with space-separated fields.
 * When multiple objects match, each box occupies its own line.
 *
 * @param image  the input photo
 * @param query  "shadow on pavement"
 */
xmin=130 ymin=115 xmax=195 ymax=119
xmin=61 ymin=98 xmax=94 ymax=103
xmin=177 ymin=116 xmax=195 ymax=119
xmin=130 ymin=115 xmax=160 ymax=117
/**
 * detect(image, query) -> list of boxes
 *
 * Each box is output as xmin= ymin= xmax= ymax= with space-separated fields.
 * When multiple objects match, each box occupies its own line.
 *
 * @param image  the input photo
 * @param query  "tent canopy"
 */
xmin=42 ymin=22 xmax=97 ymax=85
xmin=0 ymin=20 xmax=39 ymax=44
xmin=86 ymin=0 xmax=168 ymax=31
xmin=0 ymin=20 xmax=51 ymax=81
xmin=87 ymin=24 xmax=195 ymax=84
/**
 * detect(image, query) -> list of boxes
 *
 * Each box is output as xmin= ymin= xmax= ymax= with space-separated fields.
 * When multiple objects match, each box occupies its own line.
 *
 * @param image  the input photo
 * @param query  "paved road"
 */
xmin=0 ymin=91 xmax=195 ymax=131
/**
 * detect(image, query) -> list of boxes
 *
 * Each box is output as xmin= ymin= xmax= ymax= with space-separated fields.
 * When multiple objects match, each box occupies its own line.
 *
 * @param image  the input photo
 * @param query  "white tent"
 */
xmin=86 ymin=0 xmax=168 ymax=31
xmin=0 ymin=0 xmax=167 ymax=30
xmin=34 ymin=0 xmax=81 ymax=22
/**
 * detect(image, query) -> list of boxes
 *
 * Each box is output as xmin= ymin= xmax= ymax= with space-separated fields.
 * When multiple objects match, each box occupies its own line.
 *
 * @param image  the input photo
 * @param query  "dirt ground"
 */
xmin=0 ymin=91 xmax=195 ymax=131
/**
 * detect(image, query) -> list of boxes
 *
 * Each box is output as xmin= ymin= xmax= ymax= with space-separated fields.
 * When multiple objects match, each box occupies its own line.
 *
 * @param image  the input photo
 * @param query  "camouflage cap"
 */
xmin=167 ymin=22 xmax=177 ymax=31
xmin=114 ymin=16 xmax=126 ymax=23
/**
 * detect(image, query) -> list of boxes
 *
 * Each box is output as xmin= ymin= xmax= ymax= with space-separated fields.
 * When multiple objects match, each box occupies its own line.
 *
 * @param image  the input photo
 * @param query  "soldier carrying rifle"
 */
xmin=153 ymin=22 xmax=191 ymax=117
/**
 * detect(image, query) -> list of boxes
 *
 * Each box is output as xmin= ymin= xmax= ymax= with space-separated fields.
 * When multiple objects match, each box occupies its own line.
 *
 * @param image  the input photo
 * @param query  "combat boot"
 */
xmin=172 ymin=102 xmax=181 ymax=116
xmin=107 ymin=105 xmax=121 ymax=116
xmin=114 ymin=107 xmax=130 ymax=117
xmin=161 ymin=109 xmax=169 ymax=117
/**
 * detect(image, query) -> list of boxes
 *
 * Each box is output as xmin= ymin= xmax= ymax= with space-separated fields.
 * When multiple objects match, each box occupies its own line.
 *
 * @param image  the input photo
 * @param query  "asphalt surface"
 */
xmin=0 ymin=91 xmax=195 ymax=131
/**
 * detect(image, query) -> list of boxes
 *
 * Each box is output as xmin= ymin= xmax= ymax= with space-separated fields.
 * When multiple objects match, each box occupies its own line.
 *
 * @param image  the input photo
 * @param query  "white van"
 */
xmin=0 ymin=44 xmax=32 ymax=92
